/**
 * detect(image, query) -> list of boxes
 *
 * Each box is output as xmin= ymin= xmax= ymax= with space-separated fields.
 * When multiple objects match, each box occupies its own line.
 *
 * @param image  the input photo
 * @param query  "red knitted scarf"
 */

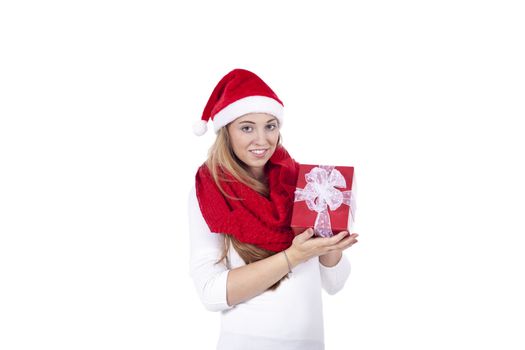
xmin=195 ymin=146 xmax=300 ymax=252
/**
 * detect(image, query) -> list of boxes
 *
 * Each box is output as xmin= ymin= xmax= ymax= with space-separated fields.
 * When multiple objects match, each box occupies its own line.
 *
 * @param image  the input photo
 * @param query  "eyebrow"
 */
xmin=239 ymin=118 xmax=277 ymax=125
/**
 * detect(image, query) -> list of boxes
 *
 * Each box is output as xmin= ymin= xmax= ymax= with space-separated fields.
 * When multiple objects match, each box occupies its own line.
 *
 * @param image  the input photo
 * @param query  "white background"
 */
xmin=1 ymin=1 xmax=524 ymax=349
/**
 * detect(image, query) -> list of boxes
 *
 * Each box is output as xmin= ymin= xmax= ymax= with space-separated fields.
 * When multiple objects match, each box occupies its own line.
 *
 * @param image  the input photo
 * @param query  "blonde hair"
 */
xmin=206 ymin=126 xmax=288 ymax=291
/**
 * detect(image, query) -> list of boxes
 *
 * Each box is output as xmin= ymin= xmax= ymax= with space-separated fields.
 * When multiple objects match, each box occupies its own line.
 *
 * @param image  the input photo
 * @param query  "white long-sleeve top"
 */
xmin=188 ymin=186 xmax=351 ymax=350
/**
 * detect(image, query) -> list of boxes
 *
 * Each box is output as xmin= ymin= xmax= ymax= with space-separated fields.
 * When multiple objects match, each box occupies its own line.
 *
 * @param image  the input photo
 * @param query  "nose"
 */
xmin=253 ymin=128 xmax=268 ymax=146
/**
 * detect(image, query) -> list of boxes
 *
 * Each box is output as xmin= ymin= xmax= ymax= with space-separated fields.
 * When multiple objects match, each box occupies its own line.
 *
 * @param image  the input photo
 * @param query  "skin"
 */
xmin=225 ymin=113 xmax=359 ymax=307
xmin=227 ymin=112 xmax=280 ymax=181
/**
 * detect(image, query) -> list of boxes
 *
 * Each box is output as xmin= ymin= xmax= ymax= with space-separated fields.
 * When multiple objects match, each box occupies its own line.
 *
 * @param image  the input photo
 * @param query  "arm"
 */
xmin=229 ymin=230 xmax=358 ymax=302
xmin=318 ymin=251 xmax=351 ymax=295
xmin=319 ymin=250 xmax=342 ymax=267
xmin=318 ymin=232 xmax=358 ymax=295
xmin=188 ymin=187 xmax=292 ymax=309
xmin=188 ymin=188 xmax=233 ymax=312
xmin=226 ymin=248 xmax=294 ymax=306
xmin=190 ymin=184 xmax=357 ymax=307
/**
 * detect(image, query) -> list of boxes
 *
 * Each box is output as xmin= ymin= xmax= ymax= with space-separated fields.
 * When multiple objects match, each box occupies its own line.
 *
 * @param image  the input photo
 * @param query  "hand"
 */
xmin=319 ymin=231 xmax=359 ymax=267
xmin=320 ymin=231 xmax=359 ymax=256
xmin=285 ymin=229 xmax=359 ymax=268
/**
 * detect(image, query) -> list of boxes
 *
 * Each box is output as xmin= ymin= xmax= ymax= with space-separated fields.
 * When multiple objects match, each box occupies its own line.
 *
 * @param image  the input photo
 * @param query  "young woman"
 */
xmin=188 ymin=68 xmax=359 ymax=350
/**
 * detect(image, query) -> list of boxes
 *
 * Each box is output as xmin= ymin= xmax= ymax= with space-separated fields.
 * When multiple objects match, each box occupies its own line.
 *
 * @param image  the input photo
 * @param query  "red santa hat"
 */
xmin=193 ymin=68 xmax=284 ymax=136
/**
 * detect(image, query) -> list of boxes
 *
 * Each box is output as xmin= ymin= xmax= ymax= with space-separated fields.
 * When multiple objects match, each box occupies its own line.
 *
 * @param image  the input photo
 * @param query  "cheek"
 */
xmin=270 ymin=132 xmax=280 ymax=145
xmin=230 ymin=131 xmax=249 ymax=151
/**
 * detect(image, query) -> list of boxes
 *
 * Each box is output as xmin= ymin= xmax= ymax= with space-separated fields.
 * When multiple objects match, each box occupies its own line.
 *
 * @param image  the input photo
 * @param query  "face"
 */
xmin=227 ymin=113 xmax=280 ymax=179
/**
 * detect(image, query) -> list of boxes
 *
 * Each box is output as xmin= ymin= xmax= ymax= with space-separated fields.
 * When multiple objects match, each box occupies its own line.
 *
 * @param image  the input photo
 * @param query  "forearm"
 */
xmin=319 ymin=250 xmax=342 ymax=267
xmin=226 ymin=250 xmax=292 ymax=306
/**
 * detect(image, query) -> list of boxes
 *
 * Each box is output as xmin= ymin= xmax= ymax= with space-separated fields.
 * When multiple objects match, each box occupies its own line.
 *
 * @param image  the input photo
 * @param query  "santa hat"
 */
xmin=193 ymin=68 xmax=284 ymax=136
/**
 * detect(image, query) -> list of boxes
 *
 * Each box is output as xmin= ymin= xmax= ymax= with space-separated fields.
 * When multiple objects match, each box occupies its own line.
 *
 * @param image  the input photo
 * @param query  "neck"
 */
xmin=253 ymin=172 xmax=267 ymax=184
xmin=249 ymin=166 xmax=266 ymax=182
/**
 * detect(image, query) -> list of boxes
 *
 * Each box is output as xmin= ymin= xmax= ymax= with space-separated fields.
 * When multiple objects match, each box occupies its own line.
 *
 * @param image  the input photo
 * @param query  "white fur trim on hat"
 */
xmin=212 ymin=95 xmax=284 ymax=133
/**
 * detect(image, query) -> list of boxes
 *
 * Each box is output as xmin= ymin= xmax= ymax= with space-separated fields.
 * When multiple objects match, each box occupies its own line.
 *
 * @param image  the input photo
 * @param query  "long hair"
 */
xmin=205 ymin=126 xmax=289 ymax=291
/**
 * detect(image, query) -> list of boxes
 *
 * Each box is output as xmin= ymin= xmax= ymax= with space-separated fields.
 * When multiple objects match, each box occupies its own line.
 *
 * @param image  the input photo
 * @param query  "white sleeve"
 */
xmin=318 ymin=253 xmax=351 ymax=295
xmin=188 ymin=186 xmax=233 ymax=312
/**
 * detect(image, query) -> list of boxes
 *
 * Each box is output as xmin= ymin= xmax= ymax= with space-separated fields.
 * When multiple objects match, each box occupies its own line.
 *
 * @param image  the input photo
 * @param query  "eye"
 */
xmin=266 ymin=124 xmax=277 ymax=131
xmin=241 ymin=126 xmax=253 ymax=133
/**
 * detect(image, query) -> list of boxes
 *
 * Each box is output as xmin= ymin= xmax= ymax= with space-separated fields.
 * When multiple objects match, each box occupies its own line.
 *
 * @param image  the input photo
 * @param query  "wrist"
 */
xmin=284 ymin=247 xmax=301 ymax=269
xmin=319 ymin=250 xmax=342 ymax=267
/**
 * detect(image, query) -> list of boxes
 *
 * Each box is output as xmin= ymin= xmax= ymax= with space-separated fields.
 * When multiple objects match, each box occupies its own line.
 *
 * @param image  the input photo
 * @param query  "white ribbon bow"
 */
xmin=294 ymin=166 xmax=355 ymax=237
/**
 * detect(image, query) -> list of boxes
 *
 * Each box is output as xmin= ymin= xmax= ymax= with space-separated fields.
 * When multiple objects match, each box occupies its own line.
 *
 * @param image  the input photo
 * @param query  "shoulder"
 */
xmin=194 ymin=163 xmax=216 ymax=195
xmin=195 ymin=162 xmax=211 ymax=179
xmin=189 ymin=163 xmax=210 ymax=212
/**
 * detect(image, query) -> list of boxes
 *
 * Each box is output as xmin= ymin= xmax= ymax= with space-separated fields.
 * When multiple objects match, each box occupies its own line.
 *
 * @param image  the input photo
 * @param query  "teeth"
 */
xmin=250 ymin=149 xmax=266 ymax=155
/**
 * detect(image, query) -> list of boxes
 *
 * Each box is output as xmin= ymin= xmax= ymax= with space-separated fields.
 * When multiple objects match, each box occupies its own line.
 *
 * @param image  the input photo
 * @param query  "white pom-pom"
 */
xmin=193 ymin=120 xmax=208 ymax=136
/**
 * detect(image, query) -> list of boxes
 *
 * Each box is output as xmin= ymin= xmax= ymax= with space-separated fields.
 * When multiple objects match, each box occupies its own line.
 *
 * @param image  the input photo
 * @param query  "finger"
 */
xmin=297 ymin=228 xmax=314 ymax=242
xmin=329 ymin=231 xmax=349 ymax=244
xmin=316 ymin=231 xmax=348 ymax=248
xmin=335 ymin=236 xmax=358 ymax=250
xmin=343 ymin=239 xmax=358 ymax=250
xmin=343 ymin=234 xmax=358 ymax=242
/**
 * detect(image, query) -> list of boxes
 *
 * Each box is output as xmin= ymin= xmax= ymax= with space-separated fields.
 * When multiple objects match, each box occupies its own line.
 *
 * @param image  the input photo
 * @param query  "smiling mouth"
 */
xmin=249 ymin=149 xmax=269 ymax=157
xmin=249 ymin=149 xmax=268 ymax=154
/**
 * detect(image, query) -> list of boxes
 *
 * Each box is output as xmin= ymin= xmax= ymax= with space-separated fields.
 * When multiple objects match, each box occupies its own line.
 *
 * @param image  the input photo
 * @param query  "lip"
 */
xmin=249 ymin=148 xmax=269 ymax=158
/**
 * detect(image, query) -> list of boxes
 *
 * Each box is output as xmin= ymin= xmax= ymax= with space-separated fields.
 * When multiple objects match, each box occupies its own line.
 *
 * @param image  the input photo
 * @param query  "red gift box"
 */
xmin=291 ymin=164 xmax=356 ymax=237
